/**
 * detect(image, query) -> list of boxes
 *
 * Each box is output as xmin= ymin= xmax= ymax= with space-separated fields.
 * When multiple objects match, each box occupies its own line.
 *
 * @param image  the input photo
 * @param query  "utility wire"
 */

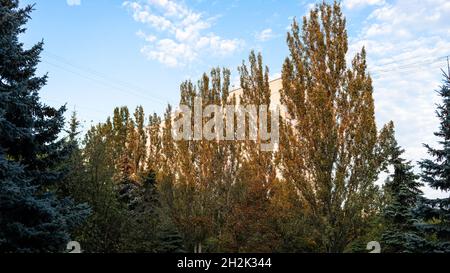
xmin=44 ymin=97 xmax=111 ymax=116
xmin=370 ymin=57 xmax=448 ymax=78
xmin=371 ymin=55 xmax=449 ymax=74
xmin=42 ymin=59 xmax=167 ymax=105
xmin=42 ymin=51 xmax=167 ymax=104
xmin=40 ymin=50 xmax=449 ymax=114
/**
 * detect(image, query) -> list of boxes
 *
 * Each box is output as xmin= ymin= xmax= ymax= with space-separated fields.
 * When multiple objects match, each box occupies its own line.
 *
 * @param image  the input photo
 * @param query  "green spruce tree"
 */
xmin=59 ymin=111 xmax=85 ymax=198
xmin=0 ymin=1 xmax=89 ymax=252
xmin=155 ymin=205 xmax=186 ymax=253
xmin=418 ymin=67 xmax=450 ymax=252
xmin=382 ymin=124 xmax=428 ymax=252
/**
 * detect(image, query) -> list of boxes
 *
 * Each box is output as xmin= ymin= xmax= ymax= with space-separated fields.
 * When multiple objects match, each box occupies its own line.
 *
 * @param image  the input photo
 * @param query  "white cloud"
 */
xmin=136 ymin=30 xmax=157 ymax=42
xmin=348 ymin=0 xmax=450 ymax=198
xmin=67 ymin=0 xmax=81 ymax=6
xmin=123 ymin=0 xmax=244 ymax=67
xmin=255 ymin=28 xmax=275 ymax=42
xmin=344 ymin=0 xmax=385 ymax=9
xmin=142 ymin=38 xmax=196 ymax=67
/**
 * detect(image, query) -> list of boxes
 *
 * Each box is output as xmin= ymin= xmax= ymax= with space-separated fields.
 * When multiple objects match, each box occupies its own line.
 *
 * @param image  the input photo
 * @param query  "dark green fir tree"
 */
xmin=155 ymin=208 xmax=186 ymax=254
xmin=59 ymin=111 xmax=84 ymax=198
xmin=0 ymin=1 xmax=89 ymax=253
xmin=381 ymin=130 xmax=428 ymax=252
xmin=418 ymin=66 xmax=450 ymax=252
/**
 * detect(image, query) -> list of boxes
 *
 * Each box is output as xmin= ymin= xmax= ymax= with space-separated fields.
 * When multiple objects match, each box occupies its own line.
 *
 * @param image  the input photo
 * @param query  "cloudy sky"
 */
xmin=20 ymin=0 xmax=450 ymax=197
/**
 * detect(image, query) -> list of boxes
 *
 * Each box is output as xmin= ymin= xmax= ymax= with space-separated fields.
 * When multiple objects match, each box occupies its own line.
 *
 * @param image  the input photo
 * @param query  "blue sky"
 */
xmin=19 ymin=0 xmax=450 ymax=197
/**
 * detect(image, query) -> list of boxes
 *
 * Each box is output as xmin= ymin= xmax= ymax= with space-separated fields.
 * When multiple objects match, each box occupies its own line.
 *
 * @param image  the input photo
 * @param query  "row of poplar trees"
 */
xmin=1 ymin=0 xmax=449 ymax=253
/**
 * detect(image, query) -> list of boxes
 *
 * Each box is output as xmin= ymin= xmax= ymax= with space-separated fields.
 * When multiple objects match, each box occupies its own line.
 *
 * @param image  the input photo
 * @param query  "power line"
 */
xmin=42 ymin=59 xmax=167 ymax=105
xmin=44 ymin=51 xmax=151 ymax=92
xmin=44 ymin=97 xmax=112 ymax=116
xmin=371 ymin=55 xmax=449 ymax=74
xmin=254 ymin=52 xmax=450 ymax=83
xmin=43 ymin=48 xmax=448 ymax=88
xmin=41 ymin=52 xmax=168 ymax=105
xmin=370 ymin=56 xmax=448 ymax=78
xmin=40 ymin=50 xmax=449 ymax=116
xmin=369 ymin=46 xmax=439 ymax=68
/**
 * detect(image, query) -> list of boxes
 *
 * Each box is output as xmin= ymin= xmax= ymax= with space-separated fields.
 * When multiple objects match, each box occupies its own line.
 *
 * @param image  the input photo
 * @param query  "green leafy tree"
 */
xmin=74 ymin=122 xmax=131 ymax=253
xmin=75 ymin=110 xmax=161 ymax=253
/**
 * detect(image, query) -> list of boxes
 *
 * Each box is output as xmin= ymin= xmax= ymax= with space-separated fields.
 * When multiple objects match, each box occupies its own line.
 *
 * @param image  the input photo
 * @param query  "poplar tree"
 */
xmin=172 ymin=69 xmax=233 ymax=252
xmin=130 ymin=106 xmax=147 ymax=179
xmin=112 ymin=106 xmax=132 ymax=183
xmin=161 ymin=104 xmax=175 ymax=177
xmin=238 ymin=51 xmax=277 ymax=189
xmin=222 ymin=51 xmax=280 ymax=252
xmin=0 ymin=0 xmax=89 ymax=252
xmin=278 ymin=1 xmax=391 ymax=252
xmin=147 ymin=113 xmax=162 ymax=174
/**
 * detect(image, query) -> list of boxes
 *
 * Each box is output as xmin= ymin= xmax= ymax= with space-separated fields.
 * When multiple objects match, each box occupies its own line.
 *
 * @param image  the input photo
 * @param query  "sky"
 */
xmin=19 ymin=0 xmax=450 ymax=197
